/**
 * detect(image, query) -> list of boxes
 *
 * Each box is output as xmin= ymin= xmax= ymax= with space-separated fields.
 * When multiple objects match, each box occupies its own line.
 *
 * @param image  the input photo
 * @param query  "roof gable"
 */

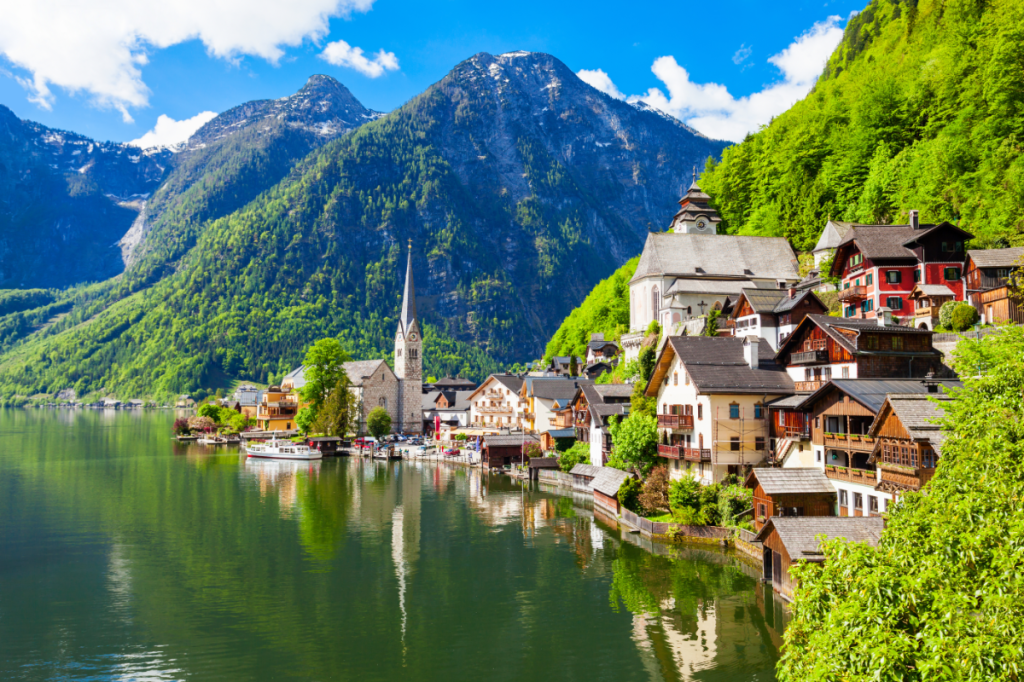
xmin=631 ymin=233 xmax=799 ymax=283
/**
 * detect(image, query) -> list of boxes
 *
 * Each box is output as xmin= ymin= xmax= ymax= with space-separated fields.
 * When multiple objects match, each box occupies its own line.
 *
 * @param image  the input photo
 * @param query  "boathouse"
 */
xmin=745 ymin=468 xmax=836 ymax=532
xmin=306 ymin=436 xmax=345 ymax=457
xmin=591 ymin=467 xmax=631 ymax=515
xmin=482 ymin=434 xmax=538 ymax=468
xmin=569 ymin=463 xmax=602 ymax=492
xmin=756 ymin=516 xmax=884 ymax=600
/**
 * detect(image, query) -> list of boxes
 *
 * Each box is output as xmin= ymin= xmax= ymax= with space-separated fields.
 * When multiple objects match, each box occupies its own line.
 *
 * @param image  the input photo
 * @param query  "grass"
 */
xmin=645 ymin=512 xmax=676 ymax=523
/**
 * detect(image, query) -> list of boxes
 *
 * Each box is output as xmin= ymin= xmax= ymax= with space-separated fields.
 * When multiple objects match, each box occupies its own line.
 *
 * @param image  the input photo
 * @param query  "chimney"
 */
xmin=909 ymin=209 xmax=920 ymax=230
xmin=743 ymin=335 xmax=759 ymax=370
xmin=877 ymin=307 xmax=893 ymax=327
xmin=788 ymin=286 xmax=796 ymax=299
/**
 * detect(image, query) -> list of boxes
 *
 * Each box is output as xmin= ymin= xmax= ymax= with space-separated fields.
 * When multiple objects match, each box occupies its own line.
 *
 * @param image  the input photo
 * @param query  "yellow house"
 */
xmin=256 ymin=370 xmax=305 ymax=431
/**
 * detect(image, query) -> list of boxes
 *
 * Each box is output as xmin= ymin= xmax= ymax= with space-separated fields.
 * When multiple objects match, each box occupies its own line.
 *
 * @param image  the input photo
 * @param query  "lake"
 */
xmin=0 ymin=410 xmax=786 ymax=681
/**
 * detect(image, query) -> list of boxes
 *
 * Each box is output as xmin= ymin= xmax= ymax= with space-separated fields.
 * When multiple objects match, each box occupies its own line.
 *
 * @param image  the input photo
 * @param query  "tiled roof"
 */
xmin=838 ymin=225 xmax=921 ymax=260
xmin=666 ymin=278 xmax=755 ymax=296
xmin=343 ymin=359 xmax=392 ymax=387
xmin=910 ymin=284 xmax=956 ymax=298
xmin=591 ymin=467 xmax=632 ymax=498
xmin=569 ymin=464 xmax=603 ymax=478
xmin=631 ymin=233 xmax=800 ymax=283
xmin=527 ymin=378 xmax=593 ymax=401
xmin=755 ymin=517 xmax=884 ymax=560
xmin=594 ymin=384 xmax=634 ymax=399
xmin=485 ymin=434 xmax=539 ymax=448
xmin=432 ymin=377 xmax=477 ymax=389
xmin=968 ymin=247 xmax=1024 ymax=268
xmin=737 ymin=288 xmax=788 ymax=314
xmin=869 ymin=393 xmax=951 ymax=453
xmin=590 ymin=403 xmax=630 ymax=421
xmin=747 ymin=468 xmax=835 ymax=495
xmin=774 ymin=290 xmax=823 ymax=314
xmin=666 ymin=336 xmax=795 ymax=394
xmin=796 ymin=378 xmax=962 ymax=413
xmin=813 ymin=220 xmax=858 ymax=253
xmin=781 ymin=315 xmax=938 ymax=358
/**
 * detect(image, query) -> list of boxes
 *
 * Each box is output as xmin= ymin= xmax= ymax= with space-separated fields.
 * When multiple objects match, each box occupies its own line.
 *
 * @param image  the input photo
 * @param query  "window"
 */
xmin=839 ymin=489 xmax=848 ymax=507
xmin=757 ymin=503 xmax=766 ymax=520
xmin=842 ymin=366 xmax=850 ymax=379
xmin=754 ymin=404 xmax=763 ymax=419
xmin=755 ymin=436 xmax=765 ymax=451
xmin=815 ymin=416 xmax=820 ymax=428
xmin=730 ymin=437 xmax=740 ymax=451
xmin=855 ymin=278 xmax=861 ymax=286
xmin=854 ymin=492 xmax=863 ymax=511
xmin=869 ymin=496 xmax=879 ymax=514
xmin=866 ymin=273 xmax=873 ymax=285
xmin=410 ymin=348 xmax=418 ymax=360
xmin=697 ymin=404 xmax=703 ymax=420
xmin=886 ymin=270 xmax=901 ymax=284
xmin=805 ymin=368 xmax=814 ymax=381
xmin=651 ymin=286 xmax=660 ymax=318
xmin=822 ymin=367 xmax=832 ymax=381
xmin=673 ymin=372 xmax=678 ymax=386
xmin=396 ymin=348 xmax=402 ymax=357
xmin=886 ymin=296 xmax=903 ymax=310
xmin=862 ymin=299 xmax=874 ymax=313
xmin=684 ymin=373 xmax=689 ymax=385
xmin=379 ymin=397 xmax=387 ymax=407
xmin=844 ymin=282 xmax=850 ymax=290
xmin=729 ymin=403 xmax=740 ymax=419
xmin=913 ymin=269 xmax=921 ymax=283
xmin=944 ymin=267 xmax=961 ymax=281
xmin=942 ymin=241 xmax=963 ymax=253
xmin=864 ymin=335 xmax=879 ymax=350
xmin=816 ymin=449 xmax=822 ymax=462
xmin=892 ymin=335 xmax=903 ymax=351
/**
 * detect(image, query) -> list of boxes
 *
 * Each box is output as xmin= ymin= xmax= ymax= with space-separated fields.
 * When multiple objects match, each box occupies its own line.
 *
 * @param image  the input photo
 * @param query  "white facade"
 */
xmin=469 ymin=377 xmax=524 ymax=429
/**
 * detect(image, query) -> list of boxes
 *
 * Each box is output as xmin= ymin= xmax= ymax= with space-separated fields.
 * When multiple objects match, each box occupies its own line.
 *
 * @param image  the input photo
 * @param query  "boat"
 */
xmin=371 ymin=446 xmax=401 ymax=460
xmin=246 ymin=438 xmax=322 ymax=460
xmin=196 ymin=435 xmax=228 ymax=445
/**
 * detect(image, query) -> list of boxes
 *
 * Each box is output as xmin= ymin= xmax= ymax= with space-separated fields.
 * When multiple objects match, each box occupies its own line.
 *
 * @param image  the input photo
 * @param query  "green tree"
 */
xmin=950 ymin=303 xmax=980 ymax=332
xmin=938 ymin=300 xmax=960 ymax=328
xmin=638 ymin=346 xmax=656 ymax=384
xmin=607 ymin=413 xmax=658 ymax=476
xmin=299 ymin=339 xmax=352 ymax=421
xmin=639 ymin=466 xmax=670 ymax=515
xmin=629 ymin=380 xmax=656 ymax=419
xmin=569 ymin=354 xmax=578 ymax=377
xmin=617 ymin=477 xmax=643 ymax=515
xmin=295 ymin=407 xmax=316 ymax=435
xmin=703 ymin=309 xmax=720 ymax=337
xmin=558 ymin=441 xmax=590 ymax=472
xmin=366 ymin=406 xmax=392 ymax=441
xmin=313 ymin=376 xmax=356 ymax=437
xmin=197 ymin=403 xmax=222 ymax=423
xmin=779 ymin=326 xmax=1024 ymax=680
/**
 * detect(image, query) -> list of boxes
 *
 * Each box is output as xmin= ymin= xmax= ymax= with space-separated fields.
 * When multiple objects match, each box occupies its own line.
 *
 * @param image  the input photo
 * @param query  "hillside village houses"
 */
xmin=469 ymin=374 xmax=525 ymax=429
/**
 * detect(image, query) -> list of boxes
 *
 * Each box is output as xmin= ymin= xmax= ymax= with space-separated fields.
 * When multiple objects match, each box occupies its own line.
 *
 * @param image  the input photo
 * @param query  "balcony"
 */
xmin=824 ymin=433 xmax=877 ymax=452
xmin=913 ymin=305 xmax=936 ymax=319
xmin=825 ymin=465 xmax=875 ymax=485
xmin=523 ymin=412 xmax=536 ymax=421
xmin=791 ymin=349 xmax=828 ymax=365
xmin=878 ymin=462 xmax=936 ymax=491
xmin=657 ymin=414 xmax=694 ymax=430
xmin=658 ymin=444 xmax=681 ymax=459
xmin=782 ymin=425 xmax=811 ymax=439
xmin=476 ymin=404 xmax=512 ymax=414
xmin=838 ymin=285 xmax=867 ymax=301
xmin=794 ymin=380 xmax=824 ymax=392
xmin=554 ymin=413 xmax=574 ymax=428
xmin=683 ymin=447 xmax=712 ymax=462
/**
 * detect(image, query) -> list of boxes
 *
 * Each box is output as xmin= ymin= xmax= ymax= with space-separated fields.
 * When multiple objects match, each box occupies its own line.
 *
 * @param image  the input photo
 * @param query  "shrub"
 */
xmin=949 ymin=303 xmax=979 ymax=332
xmin=366 ymin=406 xmax=391 ymax=440
xmin=558 ymin=442 xmax=590 ymax=473
xmin=617 ymin=476 xmax=643 ymax=514
xmin=669 ymin=476 xmax=701 ymax=512
xmin=172 ymin=418 xmax=190 ymax=435
xmin=938 ymin=300 xmax=959 ymax=328
xmin=717 ymin=484 xmax=753 ymax=527
xmin=697 ymin=483 xmax=722 ymax=525
xmin=524 ymin=442 xmax=543 ymax=459
xmin=639 ymin=466 xmax=670 ymax=515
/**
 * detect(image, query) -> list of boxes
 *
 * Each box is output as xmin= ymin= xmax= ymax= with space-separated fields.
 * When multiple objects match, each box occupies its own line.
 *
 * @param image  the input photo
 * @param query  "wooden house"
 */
xmin=306 ymin=436 xmax=344 ymax=456
xmin=569 ymin=463 xmax=602 ymax=492
xmin=907 ymin=284 xmax=956 ymax=330
xmin=585 ymin=333 xmax=620 ymax=364
xmin=756 ymin=517 xmax=884 ymax=600
xmin=745 ymin=468 xmax=836 ymax=533
xmin=774 ymin=313 xmax=943 ymax=392
xmin=964 ymin=247 xmax=1024 ymax=325
xmin=731 ymin=287 xmax=828 ymax=350
xmin=867 ymin=393 xmax=950 ymax=498
xmin=828 ymin=212 xmax=972 ymax=322
xmin=527 ymin=457 xmax=560 ymax=480
xmin=591 ymin=467 xmax=631 ymax=515
xmin=482 ymin=434 xmax=538 ymax=468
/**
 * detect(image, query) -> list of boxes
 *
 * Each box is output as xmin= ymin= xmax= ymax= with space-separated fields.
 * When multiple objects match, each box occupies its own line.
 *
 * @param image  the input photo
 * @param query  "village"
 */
xmin=154 ymin=178 xmax=1018 ymax=604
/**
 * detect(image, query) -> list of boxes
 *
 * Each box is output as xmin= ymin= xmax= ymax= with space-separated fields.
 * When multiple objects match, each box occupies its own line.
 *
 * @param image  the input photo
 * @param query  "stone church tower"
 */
xmin=394 ymin=243 xmax=423 ymax=434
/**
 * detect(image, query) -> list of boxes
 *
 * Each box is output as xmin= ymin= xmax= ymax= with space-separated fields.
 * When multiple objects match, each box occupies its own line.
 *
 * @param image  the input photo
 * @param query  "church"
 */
xmin=624 ymin=179 xmax=801 ymax=357
xmin=283 ymin=244 xmax=423 ymax=434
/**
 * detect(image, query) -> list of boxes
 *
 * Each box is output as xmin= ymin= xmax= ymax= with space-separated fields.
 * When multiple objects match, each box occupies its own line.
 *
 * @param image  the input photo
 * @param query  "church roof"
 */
xmin=631 ymin=233 xmax=800 ymax=284
xmin=399 ymin=244 xmax=417 ymax=334
xmin=343 ymin=359 xmax=395 ymax=387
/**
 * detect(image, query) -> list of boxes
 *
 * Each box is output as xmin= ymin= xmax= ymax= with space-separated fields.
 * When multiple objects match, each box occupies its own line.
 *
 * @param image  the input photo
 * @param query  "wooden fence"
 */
xmin=619 ymin=508 xmax=733 ymax=540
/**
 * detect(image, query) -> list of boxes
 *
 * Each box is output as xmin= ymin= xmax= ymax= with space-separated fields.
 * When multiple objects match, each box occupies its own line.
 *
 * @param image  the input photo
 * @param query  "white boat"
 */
xmin=246 ymin=438 xmax=321 ymax=460
xmin=196 ymin=435 xmax=228 ymax=445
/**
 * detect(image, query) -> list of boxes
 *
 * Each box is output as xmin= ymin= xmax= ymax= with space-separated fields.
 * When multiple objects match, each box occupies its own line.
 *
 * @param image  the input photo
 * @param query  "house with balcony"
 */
xmin=468 ymin=374 xmax=525 ymax=430
xmin=646 ymin=335 xmax=795 ymax=485
xmin=731 ymin=287 xmax=829 ymax=350
xmin=774 ymin=311 xmax=944 ymax=392
xmin=256 ymin=384 xmax=300 ymax=431
xmin=907 ymin=284 xmax=957 ymax=330
xmin=422 ymin=389 xmax=473 ymax=433
xmin=585 ymin=333 xmax=620 ymax=364
xmin=867 ymin=392 xmax=951 ymax=499
xmin=964 ymin=247 xmax=1024 ymax=325
xmin=568 ymin=383 xmax=633 ymax=466
xmin=745 ymin=468 xmax=837 ymax=533
xmin=519 ymin=377 xmax=593 ymax=434
xmin=828 ymin=210 xmax=972 ymax=322
xmin=793 ymin=376 xmax=961 ymax=518
xmin=766 ymin=393 xmax=815 ymax=468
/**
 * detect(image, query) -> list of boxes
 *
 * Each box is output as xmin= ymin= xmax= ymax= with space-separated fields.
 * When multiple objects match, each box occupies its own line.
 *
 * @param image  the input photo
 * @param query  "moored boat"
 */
xmin=246 ymin=438 xmax=321 ymax=460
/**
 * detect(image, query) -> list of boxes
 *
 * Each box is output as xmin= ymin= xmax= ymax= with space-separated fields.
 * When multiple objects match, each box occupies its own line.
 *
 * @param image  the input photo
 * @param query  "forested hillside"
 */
xmin=702 ymin=0 xmax=1024 ymax=250
xmin=0 ymin=52 xmax=725 ymax=400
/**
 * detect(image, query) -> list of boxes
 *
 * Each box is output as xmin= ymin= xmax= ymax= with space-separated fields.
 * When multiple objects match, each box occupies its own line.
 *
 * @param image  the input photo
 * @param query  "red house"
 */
xmin=830 ymin=211 xmax=972 ymax=323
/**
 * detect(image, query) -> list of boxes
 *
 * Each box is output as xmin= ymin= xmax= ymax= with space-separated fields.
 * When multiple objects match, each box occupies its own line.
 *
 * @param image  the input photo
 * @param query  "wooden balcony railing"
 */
xmin=823 ymin=434 xmax=877 ymax=452
xmin=783 ymin=425 xmax=811 ymax=439
xmin=523 ymin=412 xmax=536 ymax=421
xmin=476 ymin=404 xmax=512 ymax=413
xmin=825 ymin=465 xmax=875 ymax=485
xmin=683 ymin=448 xmax=712 ymax=462
xmin=838 ymin=285 xmax=867 ymax=301
xmin=554 ymin=414 xmax=574 ymax=428
xmin=657 ymin=414 xmax=694 ymax=429
xmin=913 ymin=306 xmax=935 ymax=319
xmin=791 ymin=349 xmax=828 ymax=365
xmin=794 ymin=380 xmax=824 ymax=392
xmin=657 ymin=444 xmax=681 ymax=459
xmin=878 ymin=462 xmax=936 ymax=491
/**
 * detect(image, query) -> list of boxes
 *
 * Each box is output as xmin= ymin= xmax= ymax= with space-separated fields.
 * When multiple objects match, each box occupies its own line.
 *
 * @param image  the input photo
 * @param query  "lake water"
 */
xmin=0 ymin=410 xmax=786 ymax=681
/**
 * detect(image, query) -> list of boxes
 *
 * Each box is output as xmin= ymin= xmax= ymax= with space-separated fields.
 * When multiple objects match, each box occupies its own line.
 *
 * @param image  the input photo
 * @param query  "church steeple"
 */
xmin=399 ymin=241 xmax=417 ymax=335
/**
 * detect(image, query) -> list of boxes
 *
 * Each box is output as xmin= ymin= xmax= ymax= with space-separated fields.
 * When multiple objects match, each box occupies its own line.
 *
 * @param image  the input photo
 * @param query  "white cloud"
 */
xmin=732 ymin=44 xmax=752 ymax=65
xmin=319 ymin=40 xmax=398 ymax=78
xmin=576 ymin=68 xmax=624 ymax=100
xmin=130 ymin=111 xmax=217 ymax=149
xmin=0 ymin=0 xmax=378 ymax=122
xmin=584 ymin=16 xmax=845 ymax=143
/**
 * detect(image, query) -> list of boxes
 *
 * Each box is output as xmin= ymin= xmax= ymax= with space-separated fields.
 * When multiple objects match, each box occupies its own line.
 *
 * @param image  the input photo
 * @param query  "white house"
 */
xmin=646 ymin=335 xmax=795 ymax=484
xmin=468 ymin=374 xmax=525 ymax=429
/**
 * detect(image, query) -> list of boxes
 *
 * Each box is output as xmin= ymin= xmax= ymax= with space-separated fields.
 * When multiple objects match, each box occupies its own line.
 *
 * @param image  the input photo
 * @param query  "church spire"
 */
xmin=400 ymin=240 xmax=417 ymax=334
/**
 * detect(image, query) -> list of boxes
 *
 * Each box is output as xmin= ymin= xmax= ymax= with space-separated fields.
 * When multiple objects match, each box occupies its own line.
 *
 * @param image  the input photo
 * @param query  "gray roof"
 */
xmin=736 ymin=288 xmax=788 ymax=314
xmin=435 ymin=390 xmax=473 ymax=411
xmin=747 ymin=468 xmax=835 ymax=495
xmin=755 ymin=517 xmax=884 ymax=560
xmin=594 ymin=384 xmax=634 ymax=399
xmin=797 ymin=378 xmax=963 ymax=414
xmin=569 ymin=464 xmax=603 ymax=478
xmin=765 ymin=393 xmax=814 ymax=409
xmin=590 ymin=403 xmax=631 ymax=422
xmin=422 ymin=391 xmax=440 ymax=410
xmin=774 ymin=290 xmax=824 ymax=314
xmin=485 ymin=434 xmax=539 ymax=448
xmin=342 ymin=359 xmax=393 ymax=387
xmin=968 ymin=247 xmax=1024 ymax=268
xmin=237 ymin=390 xmax=263 ymax=407
xmin=432 ymin=377 xmax=477 ymax=389
xmin=910 ymin=284 xmax=956 ymax=298
xmin=870 ymin=393 xmax=951 ymax=452
xmin=489 ymin=374 xmax=525 ymax=394
xmin=813 ymin=220 xmax=858 ymax=253
xmin=544 ymin=428 xmax=576 ymax=438
xmin=588 ymin=339 xmax=619 ymax=351
xmin=836 ymin=222 xmax=971 ymax=263
xmin=525 ymin=377 xmax=593 ymax=401
xmin=399 ymin=247 xmax=417 ymax=335
xmin=631 ymin=233 xmax=800 ymax=284
xmin=591 ymin=467 xmax=632 ymax=497
xmin=283 ymin=365 xmax=307 ymax=389
xmin=666 ymin=336 xmax=795 ymax=394
xmin=665 ymin=278 xmax=754 ymax=296
xmin=779 ymin=314 xmax=939 ymax=359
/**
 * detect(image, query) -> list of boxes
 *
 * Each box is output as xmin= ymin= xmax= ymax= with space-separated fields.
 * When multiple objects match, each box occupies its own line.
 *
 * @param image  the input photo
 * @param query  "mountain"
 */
xmin=0 ymin=106 xmax=170 ymax=288
xmin=700 ymin=0 xmax=1024 ymax=250
xmin=0 ymin=52 xmax=727 ymax=400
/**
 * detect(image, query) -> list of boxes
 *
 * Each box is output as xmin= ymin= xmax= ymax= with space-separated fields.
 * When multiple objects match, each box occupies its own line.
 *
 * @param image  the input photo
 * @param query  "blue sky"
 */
xmin=0 ymin=0 xmax=866 ymax=146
